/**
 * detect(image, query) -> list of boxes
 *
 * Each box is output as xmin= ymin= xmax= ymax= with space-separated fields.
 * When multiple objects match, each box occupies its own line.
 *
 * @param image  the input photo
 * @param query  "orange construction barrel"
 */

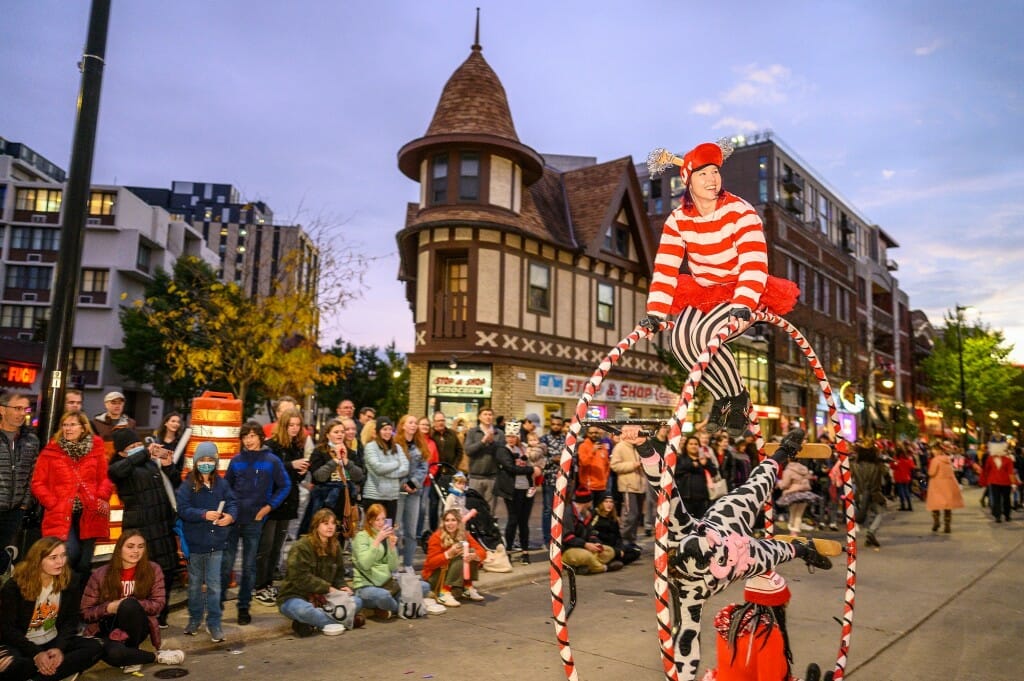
xmin=184 ymin=391 xmax=243 ymax=475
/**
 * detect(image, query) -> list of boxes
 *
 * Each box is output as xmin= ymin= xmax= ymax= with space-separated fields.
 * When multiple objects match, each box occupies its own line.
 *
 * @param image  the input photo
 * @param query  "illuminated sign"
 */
xmin=838 ymin=381 xmax=865 ymax=414
xmin=1 ymin=363 xmax=38 ymax=386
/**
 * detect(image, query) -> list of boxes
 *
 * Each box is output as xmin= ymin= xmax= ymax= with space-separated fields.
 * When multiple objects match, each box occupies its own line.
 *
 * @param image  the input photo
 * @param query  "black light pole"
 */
xmin=955 ymin=304 xmax=968 ymax=452
xmin=38 ymin=0 xmax=112 ymax=440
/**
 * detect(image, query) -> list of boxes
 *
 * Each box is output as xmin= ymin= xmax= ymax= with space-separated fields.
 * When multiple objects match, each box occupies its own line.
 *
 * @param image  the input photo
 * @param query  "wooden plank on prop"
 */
xmin=763 ymin=442 xmax=833 ymax=459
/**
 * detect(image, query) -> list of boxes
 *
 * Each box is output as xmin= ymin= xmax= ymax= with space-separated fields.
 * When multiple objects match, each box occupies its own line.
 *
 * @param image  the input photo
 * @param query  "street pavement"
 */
xmin=79 ymin=484 xmax=1023 ymax=681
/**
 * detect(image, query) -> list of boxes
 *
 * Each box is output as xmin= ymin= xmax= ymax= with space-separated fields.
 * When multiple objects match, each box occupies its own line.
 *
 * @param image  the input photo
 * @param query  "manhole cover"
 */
xmin=154 ymin=668 xmax=189 ymax=678
xmin=606 ymin=589 xmax=647 ymax=597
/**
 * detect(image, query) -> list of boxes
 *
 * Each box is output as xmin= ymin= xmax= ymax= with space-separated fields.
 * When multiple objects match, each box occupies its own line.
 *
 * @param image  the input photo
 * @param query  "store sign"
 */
xmin=535 ymin=372 xmax=676 ymax=406
xmin=0 ymin=362 xmax=38 ymax=386
xmin=427 ymin=365 xmax=492 ymax=398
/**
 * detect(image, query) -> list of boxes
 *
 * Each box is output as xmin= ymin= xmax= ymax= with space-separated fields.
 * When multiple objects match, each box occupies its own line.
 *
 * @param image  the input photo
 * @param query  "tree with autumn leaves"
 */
xmin=921 ymin=311 xmax=1022 ymax=438
xmin=113 ymin=255 xmax=351 ymax=409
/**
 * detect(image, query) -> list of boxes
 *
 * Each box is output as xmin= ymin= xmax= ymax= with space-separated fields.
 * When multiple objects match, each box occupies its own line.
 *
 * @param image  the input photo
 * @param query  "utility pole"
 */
xmin=38 ymin=0 xmax=112 ymax=440
xmin=955 ymin=304 xmax=969 ymax=453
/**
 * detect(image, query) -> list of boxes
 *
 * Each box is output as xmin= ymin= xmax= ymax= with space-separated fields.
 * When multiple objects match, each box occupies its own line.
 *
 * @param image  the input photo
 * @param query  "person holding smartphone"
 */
xmin=351 ymin=504 xmax=445 ymax=617
xmin=396 ymin=415 xmax=429 ymax=571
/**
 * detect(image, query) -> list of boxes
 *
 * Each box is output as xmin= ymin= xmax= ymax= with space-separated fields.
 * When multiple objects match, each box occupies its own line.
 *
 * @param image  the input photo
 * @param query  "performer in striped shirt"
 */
xmin=640 ymin=140 xmax=798 ymax=437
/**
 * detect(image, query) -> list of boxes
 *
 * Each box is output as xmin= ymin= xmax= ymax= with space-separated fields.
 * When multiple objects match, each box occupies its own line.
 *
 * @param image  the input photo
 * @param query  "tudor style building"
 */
xmin=397 ymin=40 xmax=673 ymax=424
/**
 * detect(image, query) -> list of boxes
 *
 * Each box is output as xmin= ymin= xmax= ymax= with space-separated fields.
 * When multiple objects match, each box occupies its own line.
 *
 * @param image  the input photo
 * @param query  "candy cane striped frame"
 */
xmin=548 ymin=311 xmax=857 ymax=681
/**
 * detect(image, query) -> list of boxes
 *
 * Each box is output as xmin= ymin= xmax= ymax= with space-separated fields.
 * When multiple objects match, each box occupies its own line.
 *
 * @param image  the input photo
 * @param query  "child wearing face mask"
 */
xmin=175 ymin=443 xmax=238 ymax=642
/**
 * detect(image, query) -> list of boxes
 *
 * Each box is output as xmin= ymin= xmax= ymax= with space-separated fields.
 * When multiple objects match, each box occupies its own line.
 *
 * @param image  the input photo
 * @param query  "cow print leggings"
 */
xmin=640 ymin=445 xmax=800 ymax=681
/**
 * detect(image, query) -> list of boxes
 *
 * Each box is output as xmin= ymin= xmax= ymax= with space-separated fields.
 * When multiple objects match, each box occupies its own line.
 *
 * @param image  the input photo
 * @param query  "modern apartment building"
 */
xmin=128 ymin=182 xmax=319 ymax=300
xmin=0 ymin=136 xmax=219 ymax=425
xmin=638 ymin=131 xmax=914 ymax=440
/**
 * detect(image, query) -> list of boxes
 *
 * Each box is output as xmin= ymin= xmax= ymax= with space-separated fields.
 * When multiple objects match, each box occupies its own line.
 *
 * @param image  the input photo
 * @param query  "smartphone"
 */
xmin=383 ymin=518 xmax=393 ymax=530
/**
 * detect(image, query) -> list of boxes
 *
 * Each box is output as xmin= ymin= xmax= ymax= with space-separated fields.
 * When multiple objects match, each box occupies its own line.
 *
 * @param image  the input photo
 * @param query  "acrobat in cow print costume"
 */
xmin=619 ymin=426 xmax=831 ymax=681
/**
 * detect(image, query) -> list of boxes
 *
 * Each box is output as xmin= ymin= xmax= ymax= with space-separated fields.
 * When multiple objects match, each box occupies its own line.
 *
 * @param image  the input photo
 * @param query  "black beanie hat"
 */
xmin=112 ymin=428 xmax=141 ymax=454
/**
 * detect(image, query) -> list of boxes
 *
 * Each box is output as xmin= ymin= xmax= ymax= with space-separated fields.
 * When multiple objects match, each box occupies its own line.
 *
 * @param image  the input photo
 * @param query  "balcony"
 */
xmin=784 ymin=196 xmax=803 ymax=215
xmin=431 ymin=290 xmax=467 ymax=339
xmin=12 ymin=210 xmax=59 ymax=224
xmin=7 ymin=249 xmax=58 ymax=263
xmin=782 ymin=172 xmax=804 ymax=194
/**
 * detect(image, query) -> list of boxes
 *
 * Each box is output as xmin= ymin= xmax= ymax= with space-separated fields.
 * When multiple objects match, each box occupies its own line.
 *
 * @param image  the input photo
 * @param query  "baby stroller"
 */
xmin=428 ymin=463 xmax=512 ymax=572
xmin=463 ymin=487 xmax=505 ymax=551
xmin=428 ymin=462 xmax=505 ymax=551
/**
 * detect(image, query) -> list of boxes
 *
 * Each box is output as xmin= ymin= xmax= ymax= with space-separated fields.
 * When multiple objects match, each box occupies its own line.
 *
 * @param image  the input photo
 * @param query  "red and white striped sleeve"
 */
xmin=729 ymin=200 xmax=768 ymax=310
xmin=646 ymin=210 xmax=686 ymax=317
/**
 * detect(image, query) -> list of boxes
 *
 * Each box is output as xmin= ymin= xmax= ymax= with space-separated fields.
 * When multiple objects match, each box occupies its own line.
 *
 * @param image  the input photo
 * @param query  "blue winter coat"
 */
xmin=225 ymin=447 xmax=291 ymax=524
xmin=176 ymin=475 xmax=239 ymax=554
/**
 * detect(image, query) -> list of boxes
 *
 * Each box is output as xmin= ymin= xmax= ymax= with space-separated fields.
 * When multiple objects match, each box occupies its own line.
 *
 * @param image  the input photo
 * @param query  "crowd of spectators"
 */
xmin=0 ymin=386 xmax=1014 ymax=678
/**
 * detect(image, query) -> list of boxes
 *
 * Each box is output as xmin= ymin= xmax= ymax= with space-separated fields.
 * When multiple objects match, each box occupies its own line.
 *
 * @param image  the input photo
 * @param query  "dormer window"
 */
xmin=459 ymin=152 xmax=480 ymax=201
xmin=604 ymin=224 xmax=629 ymax=257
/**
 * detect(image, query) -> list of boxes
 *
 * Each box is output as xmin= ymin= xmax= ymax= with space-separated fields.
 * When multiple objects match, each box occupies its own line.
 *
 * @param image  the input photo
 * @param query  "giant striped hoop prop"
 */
xmin=549 ymin=311 xmax=857 ymax=681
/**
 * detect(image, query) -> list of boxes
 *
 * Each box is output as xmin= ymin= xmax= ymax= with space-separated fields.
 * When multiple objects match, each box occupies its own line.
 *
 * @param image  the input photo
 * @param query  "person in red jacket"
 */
xmin=30 ymin=411 xmax=113 ymax=583
xmin=982 ymin=437 xmax=1016 ymax=523
xmin=641 ymin=140 xmax=799 ymax=437
xmin=702 ymin=571 xmax=798 ymax=681
xmin=421 ymin=509 xmax=487 ymax=608
xmin=889 ymin=446 xmax=917 ymax=511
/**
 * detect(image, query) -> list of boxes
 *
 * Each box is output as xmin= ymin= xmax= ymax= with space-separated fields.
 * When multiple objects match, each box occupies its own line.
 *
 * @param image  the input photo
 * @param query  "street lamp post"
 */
xmin=956 ymin=305 xmax=969 ymax=452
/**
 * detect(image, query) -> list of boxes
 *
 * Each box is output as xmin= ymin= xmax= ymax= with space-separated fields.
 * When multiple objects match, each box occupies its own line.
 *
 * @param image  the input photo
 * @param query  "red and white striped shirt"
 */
xmin=646 ymin=192 xmax=768 ymax=318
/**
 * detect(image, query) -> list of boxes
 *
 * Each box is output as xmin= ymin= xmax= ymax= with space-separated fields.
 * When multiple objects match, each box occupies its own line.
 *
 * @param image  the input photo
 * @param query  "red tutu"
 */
xmin=669 ymin=275 xmax=800 ymax=316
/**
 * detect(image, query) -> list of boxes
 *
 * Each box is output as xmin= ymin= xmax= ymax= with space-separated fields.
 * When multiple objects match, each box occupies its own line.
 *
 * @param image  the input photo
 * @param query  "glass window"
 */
xmin=81 ymin=269 xmax=109 ymax=293
xmin=528 ymin=262 xmax=551 ymax=314
xmin=733 ymin=346 xmax=770 ymax=405
xmin=71 ymin=347 xmax=100 ymax=372
xmin=459 ymin=152 xmax=480 ymax=201
xmin=0 ymin=305 xmax=49 ymax=329
xmin=445 ymin=256 xmax=468 ymax=322
xmin=431 ymin=154 xmax=448 ymax=204
xmin=87 ymin=191 xmax=116 ymax=216
xmin=15 ymin=188 xmax=62 ymax=212
xmin=5 ymin=265 xmax=52 ymax=289
xmin=596 ymin=283 xmax=615 ymax=327
xmin=603 ymin=225 xmax=629 ymax=257
xmin=136 ymin=243 xmax=152 ymax=271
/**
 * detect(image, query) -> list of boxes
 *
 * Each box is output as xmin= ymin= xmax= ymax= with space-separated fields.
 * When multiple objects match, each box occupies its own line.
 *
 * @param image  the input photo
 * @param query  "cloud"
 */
xmin=882 ymin=169 xmax=895 ymax=179
xmin=712 ymin=116 xmax=759 ymax=132
xmin=722 ymin=64 xmax=792 ymax=105
xmin=691 ymin=101 xmax=720 ymax=116
xmin=914 ymin=40 xmax=944 ymax=57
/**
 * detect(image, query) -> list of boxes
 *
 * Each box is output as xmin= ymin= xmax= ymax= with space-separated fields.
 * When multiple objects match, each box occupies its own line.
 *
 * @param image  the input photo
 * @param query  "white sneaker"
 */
xmin=437 ymin=591 xmax=461 ymax=607
xmin=423 ymin=597 xmax=447 ymax=615
xmin=122 ymin=665 xmax=143 ymax=674
xmin=321 ymin=623 xmax=346 ymax=636
xmin=464 ymin=586 xmax=485 ymax=601
xmin=156 ymin=649 xmax=185 ymax=665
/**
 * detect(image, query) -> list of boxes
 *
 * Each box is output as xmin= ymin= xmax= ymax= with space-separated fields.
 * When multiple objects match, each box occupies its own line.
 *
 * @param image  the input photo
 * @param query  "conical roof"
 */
xmin=425 ymin=46 xmax=519 ymax=141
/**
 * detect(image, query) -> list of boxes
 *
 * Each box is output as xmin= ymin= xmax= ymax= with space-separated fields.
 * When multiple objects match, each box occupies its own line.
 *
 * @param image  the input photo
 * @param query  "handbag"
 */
xmin=481 ymin=543 xmax=513 ymax=573
xmin=318 ymin=590 xmax=356 ymax=629
xmin=340 ymin=483 xmax=360 ymax=539
xmin=705 ymin=470 xmax=728 ymax=500
xmin=397 ymin=570 xmax=425 ymax=619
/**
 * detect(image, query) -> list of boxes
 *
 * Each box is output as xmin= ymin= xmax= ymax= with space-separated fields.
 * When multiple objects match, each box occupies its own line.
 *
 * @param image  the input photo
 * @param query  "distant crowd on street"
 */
xmin=0 ymin=386 xmax=1018 ymax=679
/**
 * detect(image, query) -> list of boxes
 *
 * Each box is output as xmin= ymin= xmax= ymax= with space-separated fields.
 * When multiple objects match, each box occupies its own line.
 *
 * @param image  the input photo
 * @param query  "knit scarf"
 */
xmin=59 ymin=436 xmax=92 ymax=461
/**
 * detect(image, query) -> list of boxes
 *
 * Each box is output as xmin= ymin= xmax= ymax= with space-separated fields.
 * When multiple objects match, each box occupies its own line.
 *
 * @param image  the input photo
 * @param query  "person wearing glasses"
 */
xmin=0 ymin=392 xmax=40 ymax=575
